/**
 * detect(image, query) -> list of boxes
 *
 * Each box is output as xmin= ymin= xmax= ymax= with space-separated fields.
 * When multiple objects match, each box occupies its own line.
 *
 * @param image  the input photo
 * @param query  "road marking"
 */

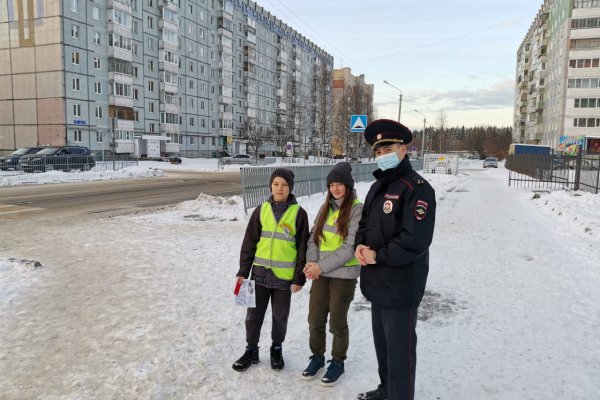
xmin=0 ymin=203 xmax=43 ymax=215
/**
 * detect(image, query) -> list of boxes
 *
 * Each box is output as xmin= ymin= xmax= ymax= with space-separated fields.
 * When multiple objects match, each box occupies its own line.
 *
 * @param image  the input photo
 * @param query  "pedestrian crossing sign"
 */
xmin=350 ymin=115 xmax=367 ymax=132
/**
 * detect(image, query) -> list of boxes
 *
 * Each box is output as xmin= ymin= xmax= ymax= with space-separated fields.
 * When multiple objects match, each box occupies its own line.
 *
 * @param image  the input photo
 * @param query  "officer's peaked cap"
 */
xmin=364 ymin=119 xmax=413 ymax=148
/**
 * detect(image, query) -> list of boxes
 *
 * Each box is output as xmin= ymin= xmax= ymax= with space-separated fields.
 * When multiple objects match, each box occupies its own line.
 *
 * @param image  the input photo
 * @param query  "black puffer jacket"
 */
xmin=355 ymin=157 xmax=436 ymax=309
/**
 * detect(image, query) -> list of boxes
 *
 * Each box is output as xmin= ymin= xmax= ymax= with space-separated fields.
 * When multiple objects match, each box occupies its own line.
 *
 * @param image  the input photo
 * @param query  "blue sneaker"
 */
xmin=301 ymin=354 xmax=325 ymax=381
xmin=320 ymin=359 xmax=344 ymax=387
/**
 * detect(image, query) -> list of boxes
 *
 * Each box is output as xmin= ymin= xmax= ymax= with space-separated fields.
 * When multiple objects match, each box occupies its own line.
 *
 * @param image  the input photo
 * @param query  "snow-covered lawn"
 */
xmin=1 ymin=164 xmax=598 ymax=399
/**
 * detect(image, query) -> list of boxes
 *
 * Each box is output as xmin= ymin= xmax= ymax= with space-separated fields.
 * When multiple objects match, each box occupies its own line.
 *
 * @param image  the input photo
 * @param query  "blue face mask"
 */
xmin=376 ymin=152 xmax=401 ymax=171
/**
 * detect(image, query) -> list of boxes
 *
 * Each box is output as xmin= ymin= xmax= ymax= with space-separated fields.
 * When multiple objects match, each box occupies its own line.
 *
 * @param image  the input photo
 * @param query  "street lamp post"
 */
xmin=414 ymin=109 xmax=427 ymax=156
xmin=383 ymin=80 xmax=402 ymax=123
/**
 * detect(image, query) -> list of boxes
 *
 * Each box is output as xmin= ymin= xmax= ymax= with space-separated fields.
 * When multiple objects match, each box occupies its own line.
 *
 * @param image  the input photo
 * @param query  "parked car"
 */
xmin=483 ymin=157 xmax=498 ymax=168
xmin=19 ymin=146 xmax=95 ymax=173
xmin=0 ymin=146 xmax=44 ymax=171
xmin=221 ymin=153 xmax=253 ymax=165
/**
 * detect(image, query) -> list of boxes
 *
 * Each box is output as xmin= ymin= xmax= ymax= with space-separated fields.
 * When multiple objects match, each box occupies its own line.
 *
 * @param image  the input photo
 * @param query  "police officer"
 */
xmin=354 ymin=119 xmax=436 ymax=400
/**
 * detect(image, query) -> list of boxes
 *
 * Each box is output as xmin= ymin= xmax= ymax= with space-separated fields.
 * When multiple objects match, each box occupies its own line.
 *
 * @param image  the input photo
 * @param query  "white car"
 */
xmin=222 ymin=154 xmax=253 ymax=165
xmin=483 ymin=157 xmax=498 ymax=168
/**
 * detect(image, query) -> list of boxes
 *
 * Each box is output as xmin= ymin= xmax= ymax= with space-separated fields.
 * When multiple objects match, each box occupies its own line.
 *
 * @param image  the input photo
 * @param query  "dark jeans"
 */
xmin=371 ymin=304 xmax=418 ymax=400
xmin=245 ymin=283 xmax=292 ymax=347
xmin=307 ymin=277 xmax=357 ymax=360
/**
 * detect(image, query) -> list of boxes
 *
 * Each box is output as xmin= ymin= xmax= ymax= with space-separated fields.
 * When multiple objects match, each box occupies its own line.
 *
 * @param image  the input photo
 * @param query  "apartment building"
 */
xmin=331 ymin=67 xmax=373 ymax=158
xmin=0 ymin=0 xmax=333 ymax=158
xmin=514 ymin=0 xmax=600 ymax=153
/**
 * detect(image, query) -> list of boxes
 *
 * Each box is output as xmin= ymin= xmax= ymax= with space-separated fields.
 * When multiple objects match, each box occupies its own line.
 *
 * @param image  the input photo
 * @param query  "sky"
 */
xmin=258 ymin=0 xmax=545 ymax=130
xmin=2 ymin=162 xmax=599 ymax=398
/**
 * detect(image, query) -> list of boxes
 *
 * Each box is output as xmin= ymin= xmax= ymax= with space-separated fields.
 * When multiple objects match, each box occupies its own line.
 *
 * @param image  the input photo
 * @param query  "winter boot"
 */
xmin=357 ymin=386 xmax=388 ymax=400
xmin=301 ymin=354 xmax=325 ymax=381
xmin=320 ymin=359 xmax=344 ymax=387
xmin=270 ymin=344 xmax=284 ymax=370
xmin=232 ymin=345 xmax=259 ymax=372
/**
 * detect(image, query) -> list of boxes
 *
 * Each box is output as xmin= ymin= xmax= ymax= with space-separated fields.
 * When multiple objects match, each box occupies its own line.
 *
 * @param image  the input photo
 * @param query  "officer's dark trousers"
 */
xmin=245 ymin=284 xmax=291 ymax=347
xmin=371 ymin=304 xmax=418 ymax=400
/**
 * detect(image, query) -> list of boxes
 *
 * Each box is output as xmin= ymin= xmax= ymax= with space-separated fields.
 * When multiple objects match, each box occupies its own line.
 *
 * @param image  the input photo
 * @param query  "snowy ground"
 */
xmin=1 ymin=162 xmax=599 ymax=399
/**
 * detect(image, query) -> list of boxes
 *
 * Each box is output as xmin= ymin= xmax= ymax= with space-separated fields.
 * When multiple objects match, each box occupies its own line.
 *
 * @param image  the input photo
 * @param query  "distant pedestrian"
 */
xmin=354 ymin=119 xmax=436 ymax=400
xmin=301 ymin=162 xmax=363 ymax=387
xmin=232 ymin=168 xmax=309 ymax=372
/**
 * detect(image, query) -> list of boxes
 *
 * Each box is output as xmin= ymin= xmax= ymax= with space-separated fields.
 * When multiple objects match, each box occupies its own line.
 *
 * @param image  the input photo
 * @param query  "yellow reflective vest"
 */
xmin=253 ymin=202 xmax=299 ymax=281
xmin=319 ymin=198 xmax=362 ymax=267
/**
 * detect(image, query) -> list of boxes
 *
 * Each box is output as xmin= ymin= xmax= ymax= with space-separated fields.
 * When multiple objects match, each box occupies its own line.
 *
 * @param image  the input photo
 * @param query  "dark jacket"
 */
xmin=355 ymin=157 xmax=436 ymax=309
xmin=237 ymin=194 xmax=309 ymax=290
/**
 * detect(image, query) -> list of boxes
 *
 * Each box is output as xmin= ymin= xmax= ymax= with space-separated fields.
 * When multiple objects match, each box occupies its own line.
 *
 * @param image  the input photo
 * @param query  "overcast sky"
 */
xmin=259 ymin=0 xmax=543 ymax=131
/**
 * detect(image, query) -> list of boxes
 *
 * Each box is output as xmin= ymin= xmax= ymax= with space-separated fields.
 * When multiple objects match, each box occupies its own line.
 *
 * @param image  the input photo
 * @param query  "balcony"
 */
xmin=160 ymin=81 xmax=179 ymax=94
xmin=109 ymin=95 xmax=133 ymax=108
xmin=114 ymin=140 xmax=135 ymax=154
xmin=159 ymin=40 xmax=178 ymax=52
xmin=111 ymin=118 xmax=134 ymax=131
xmin=108 ymin=0 xmax=132 ymax=14
xmin=159 ymin=18 xmax=178 ymax=32
xmin=159 ymin=123 xmax=180 ymax=134
xmin=161 ymin=0 xmax=178 ymax=13
xmin=160 ymin=102 xmax=180 ymax=114
xmin=108 ymin=46 xmax=133 ymax=62
xmin=163 ymin=142 xmax=180 ymax=153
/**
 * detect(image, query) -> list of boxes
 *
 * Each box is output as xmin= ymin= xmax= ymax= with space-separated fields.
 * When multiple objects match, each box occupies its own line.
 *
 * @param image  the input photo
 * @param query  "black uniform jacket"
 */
xmin=237 ymin=194 xmax=309 ymax=289
xmin=355 ymin=157 xmax=436 ymax=309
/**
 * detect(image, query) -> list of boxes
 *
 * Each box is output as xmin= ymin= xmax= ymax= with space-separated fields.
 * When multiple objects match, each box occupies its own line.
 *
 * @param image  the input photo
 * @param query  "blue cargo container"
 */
xmin=508 ymin=144 xmax=552 ymax=155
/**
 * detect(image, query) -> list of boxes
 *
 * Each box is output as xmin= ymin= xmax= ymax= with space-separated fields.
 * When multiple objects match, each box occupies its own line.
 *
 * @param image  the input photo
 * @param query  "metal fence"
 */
xmin=506 ymin=152 xmax=600 ymax=194
xmin=240 ymin=159 xmax=424 ymax=213
xmin=0 ymin=155 xmax=137 ymax=176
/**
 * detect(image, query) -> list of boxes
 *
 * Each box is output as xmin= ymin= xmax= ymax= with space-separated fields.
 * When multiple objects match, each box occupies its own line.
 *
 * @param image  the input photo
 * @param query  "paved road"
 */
xmin=0 ymin=170 xmax=241 ymax=218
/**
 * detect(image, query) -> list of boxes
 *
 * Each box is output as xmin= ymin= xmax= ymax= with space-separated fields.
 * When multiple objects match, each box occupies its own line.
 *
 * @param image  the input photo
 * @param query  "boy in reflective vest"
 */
xmin=232 ymin=168 xmax=309 ymax=372
xmin=301 ymin=162 xmax=363 ymax=387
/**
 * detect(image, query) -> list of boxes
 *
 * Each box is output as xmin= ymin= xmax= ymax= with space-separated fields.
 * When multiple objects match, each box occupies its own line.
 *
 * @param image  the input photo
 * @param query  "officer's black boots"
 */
xmin=357 ymin=387 xmax=388 ymax=400
xmin=270 ymin=344 xmax=284 ymax=370
xmin=232 ymin=345 xmax=259 ymax=372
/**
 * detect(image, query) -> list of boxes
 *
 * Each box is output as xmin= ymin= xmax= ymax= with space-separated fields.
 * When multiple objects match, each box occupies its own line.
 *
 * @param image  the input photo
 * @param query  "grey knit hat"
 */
xmin=327 ymin=162 xmax=354 ymax=189
xmin=269 ymin=168 xmax=295 ymax=192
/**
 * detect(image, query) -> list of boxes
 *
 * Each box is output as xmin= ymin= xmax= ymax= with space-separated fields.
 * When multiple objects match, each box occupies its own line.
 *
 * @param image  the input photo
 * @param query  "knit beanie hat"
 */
xmin=327 ymin=162 xmax=354 ymax=189
xmin=269 ymin=168 xmax=295 ymax=192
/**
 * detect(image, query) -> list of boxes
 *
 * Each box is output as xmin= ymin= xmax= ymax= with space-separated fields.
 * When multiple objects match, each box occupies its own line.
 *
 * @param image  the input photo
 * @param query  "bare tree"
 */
xmin=313 ymin=65 xmax=334 ymax=160
xmin=240 ymin=117 xmax=263 ymax=159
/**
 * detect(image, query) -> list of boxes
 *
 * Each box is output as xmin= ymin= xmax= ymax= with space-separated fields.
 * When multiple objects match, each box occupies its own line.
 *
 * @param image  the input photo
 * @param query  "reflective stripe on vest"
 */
xmin=253 ymin=202 xmax=299 ymax=281
xmin=319 ymin=198 xmax=362 ymax=267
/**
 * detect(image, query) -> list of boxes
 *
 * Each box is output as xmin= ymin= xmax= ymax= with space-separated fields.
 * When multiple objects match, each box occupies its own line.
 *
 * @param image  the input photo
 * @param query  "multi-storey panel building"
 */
xmin=514 ymin=0 xmax=600 ymax=153
xmin=0 ymin=0 xmax=333 ymax=158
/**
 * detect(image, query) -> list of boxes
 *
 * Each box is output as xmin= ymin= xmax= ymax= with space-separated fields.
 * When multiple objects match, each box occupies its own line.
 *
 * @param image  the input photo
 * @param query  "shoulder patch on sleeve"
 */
xmin=414 ymin=200 xmax=429 ymax=221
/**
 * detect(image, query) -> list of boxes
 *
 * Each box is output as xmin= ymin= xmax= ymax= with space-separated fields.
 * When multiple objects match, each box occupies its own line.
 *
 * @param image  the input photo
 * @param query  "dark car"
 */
xmin=0 ymin=147 xmax=44 ymax=171
xmin=19 ymin=146 xmax=95 ymax=173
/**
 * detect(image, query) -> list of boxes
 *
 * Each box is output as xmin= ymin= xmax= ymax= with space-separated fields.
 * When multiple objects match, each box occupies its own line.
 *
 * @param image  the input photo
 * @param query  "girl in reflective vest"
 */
xmin=232 ymin=168 xmax=309 ymax=372
xmin=301 ymin=162 xmax=363 ymax=387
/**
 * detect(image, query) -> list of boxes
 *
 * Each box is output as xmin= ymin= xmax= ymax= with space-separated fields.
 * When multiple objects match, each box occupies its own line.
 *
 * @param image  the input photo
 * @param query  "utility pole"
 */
xmin=383 ymin=80 xmax=402 ymax=123
xmin=414 ymin=109 xmax=427 ymax=156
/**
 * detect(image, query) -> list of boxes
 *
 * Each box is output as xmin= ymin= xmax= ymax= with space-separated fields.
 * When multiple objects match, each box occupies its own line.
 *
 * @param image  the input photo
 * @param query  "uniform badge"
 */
xmin=383 ymin=200 xmax=393 ymax=214
xmin=280 ymin=223 xmax=294 ymax=238
xmin=377 ymin=134 xmax=382 ymax=140
xmin=415 ymin=200 xmax=428 ymax=221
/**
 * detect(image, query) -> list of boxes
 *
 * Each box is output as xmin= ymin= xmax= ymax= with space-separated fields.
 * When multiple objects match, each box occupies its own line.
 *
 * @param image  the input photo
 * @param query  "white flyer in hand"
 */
xmin=235 ymin=280 xmax=256 ymax=308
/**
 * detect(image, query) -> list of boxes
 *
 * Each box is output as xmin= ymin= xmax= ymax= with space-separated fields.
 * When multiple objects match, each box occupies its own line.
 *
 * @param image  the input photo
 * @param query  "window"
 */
xmin=148 ymin=80 xmax=155 ymax=92
xmin=71 ymin=24 xmax=79 ymax=39
xmin=95 ymin=82 xmax=102 ymax=94
xmin=147 ymin=37 xmax=154 ymax=50
xmin=93 ymin=32 xmax=101 ymax=45
xmin=147 ymin=16 xmax=154 ymax=29
xmin=212 ymin=137 xmax=216 ymax=145
xmin=190 ymin=117 xmax=195 ymax=126
xmin=133 ymin=88 xmax=138 ymax=100
xmin=190 ymin=136 xmax=194 ymax=145
xmin=150 ymin=123 xmax=155 ymax=133
xmin=95 ymin=106 xmax=103 ymax=118
xmin=92 ymin=6 xmax=100 ymax=20
xmin=72 ymin=52 xmax=80 ymax=65
xmin=73 ymin=104 xmax=81 ymax=117
xmin=149 ymin=102 xmax=155 ymax=112
xmin=71 ymin=0 xmax=79 ymax=13
xmin=134 ymin=111 xmax=139 ymax=122
xmin=72 ymin=78 xmax=80 ymax=91
xmin=74 ymin=130 xmax=82 ymax=142
xmin=96 ymin=132 xmax=103 ymax=143
xmin=189 ymin=80 xmax=194 ymax=89
xmin=149 ymin=60 xmax=155 ymax=71
xmin=94 ymin=57 xmax=101 ymax=69
xmin=202 ymin=136 xmax=206 ymax=144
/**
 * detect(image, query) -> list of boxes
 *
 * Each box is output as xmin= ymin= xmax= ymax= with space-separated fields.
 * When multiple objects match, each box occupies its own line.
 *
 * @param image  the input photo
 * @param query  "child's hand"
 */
xmin=291 ymin=284 xmax=302 ymax=293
